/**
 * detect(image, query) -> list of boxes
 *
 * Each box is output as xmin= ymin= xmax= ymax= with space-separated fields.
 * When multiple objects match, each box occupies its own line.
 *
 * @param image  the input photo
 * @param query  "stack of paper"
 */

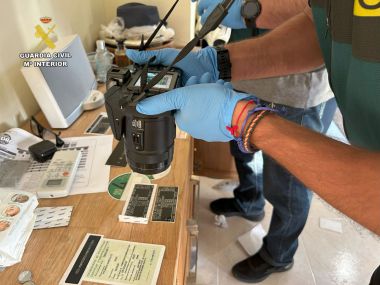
xmin=238 ymin=224 xmax=267 ymax=256
xmin=119 ymin=184 xmax=157 ymax=224
xmin=0 ymin=190 xmax=38 ymax=267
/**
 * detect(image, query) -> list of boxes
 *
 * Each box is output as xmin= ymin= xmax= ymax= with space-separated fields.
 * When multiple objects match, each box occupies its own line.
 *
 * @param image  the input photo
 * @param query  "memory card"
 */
xmin=85 ymin=113 xmax=110 ymax=135
xmin=125 ymin=184 xmax=154 ymax=218
xmin=152 ymin=186 xmax=178 ymax=222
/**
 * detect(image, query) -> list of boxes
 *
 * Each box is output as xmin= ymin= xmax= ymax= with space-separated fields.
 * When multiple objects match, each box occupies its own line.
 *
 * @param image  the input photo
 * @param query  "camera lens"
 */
xmin=124 ymin=106 xmax=176 ymax=175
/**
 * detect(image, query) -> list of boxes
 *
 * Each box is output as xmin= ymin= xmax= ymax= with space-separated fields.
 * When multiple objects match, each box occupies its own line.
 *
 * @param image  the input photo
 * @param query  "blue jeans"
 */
xmin=230 ymin=98 xmax=337 ymax=266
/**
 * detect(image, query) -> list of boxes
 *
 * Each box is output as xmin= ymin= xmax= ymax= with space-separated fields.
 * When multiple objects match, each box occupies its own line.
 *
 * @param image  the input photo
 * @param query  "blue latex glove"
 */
xmin=185 ymin=72 xmax=213 ymax=86
xmin=126 ymin=47 xmax=219 ymax=85
xmin=195 ymin=0 xmax=245 ymax=29
xmin=136 ymin=81 xmax=249 ymax=142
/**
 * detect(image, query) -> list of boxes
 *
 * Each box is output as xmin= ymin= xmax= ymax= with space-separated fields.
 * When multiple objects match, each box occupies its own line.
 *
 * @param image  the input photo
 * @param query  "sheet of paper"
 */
xmin=0 ymin=190 xmax=38 ymax=267
xmin=1 ymin=129 xmax=113 ymax=195
xmin=0 ymin=128 xmax=41 ymax=162
xmin=1 ymin=214 xmax=36 ymax=267
xmin=176 ymin=126 xmax=188 ymax=139
xmin=319 ymin=217 xmax=343 ymax=233
xmin=0 ymin=160 xmax=31 ymax=188
xmin=17 ymin=135 xmax=113 ymax=195
xmin=212 ymin=180 xmax=239 ymax=192
xmin=238 ymin=224 xmax=267 ymax=256
xmin=0 ymin=129 xmax=39 ymax=188
xmin=83 ymin=238 xmax=165 ymax=285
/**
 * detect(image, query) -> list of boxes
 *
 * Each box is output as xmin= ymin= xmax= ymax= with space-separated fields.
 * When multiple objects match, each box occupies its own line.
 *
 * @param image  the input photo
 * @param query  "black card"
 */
xmin=85 ymin=113 xmax=110 ymax=134
xmin=106 ymin=139 xmax=127 ymax=167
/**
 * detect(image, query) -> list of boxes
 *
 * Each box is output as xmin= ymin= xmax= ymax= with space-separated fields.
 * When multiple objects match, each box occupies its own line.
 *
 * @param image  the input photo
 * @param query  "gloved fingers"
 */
xmin=126 ymin=49 xmax=177 ymax=65
xmin=216 ymin=79 xmax=225 ymax=85
xmin=224 ymin=82 xmax=233 ymax=89
xmin=185 ymin=76 xmax=199 ymax=86
xmin=126 ymin=49 xmax=156 ymax=65
xmin=185 ymin=72 xmax=213 ymax=86
xmin=198 ymin=0 xmax=215 ymax=17
xmin=215 ymin=79 xmax=232 ymax=88
xmin=200 ymin=5 xmax=214 ymax=25
xmin=136 ymin=89 xmax=185 ymax=115
xmin=199 ymin=72 xmax=212 ymax=83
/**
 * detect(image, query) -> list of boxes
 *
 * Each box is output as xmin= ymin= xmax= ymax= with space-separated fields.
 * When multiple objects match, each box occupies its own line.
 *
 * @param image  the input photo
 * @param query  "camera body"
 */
xmin=105 ymin=65 xmax=181 ymax=174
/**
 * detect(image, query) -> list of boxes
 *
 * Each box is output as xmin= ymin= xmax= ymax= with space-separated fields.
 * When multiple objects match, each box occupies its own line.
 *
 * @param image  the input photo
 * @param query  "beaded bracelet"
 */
xmin=243 ymin=110 xmax=269 ymax=152
xmin=235 ymin=105 xmax=278 ymax=153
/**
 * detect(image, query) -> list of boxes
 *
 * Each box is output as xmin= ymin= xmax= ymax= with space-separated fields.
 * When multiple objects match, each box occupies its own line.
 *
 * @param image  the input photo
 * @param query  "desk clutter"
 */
xmin=1 ymin=0 xmax=200 ymax=283
xmin=108 ymin=172 xmax=179 ymax=224
xmin=99 ymin=3 xmax=175 ymax=49
xmin=0 ymin=126 xmax=111 ymax=269
xmin=0 ymin=128 xmax=112 ymax=196
xmin=0 ymin=120 xmax=182 ymax=283
xmin=60 ymin=234 xmax=165 ymax=285
xmin=34 ymin=206 xmax=73 ymax=229
xmin=119 ymin=184 xmax=179 ymax=224
xmin=0 ymin=190 xmax=37 ymax=268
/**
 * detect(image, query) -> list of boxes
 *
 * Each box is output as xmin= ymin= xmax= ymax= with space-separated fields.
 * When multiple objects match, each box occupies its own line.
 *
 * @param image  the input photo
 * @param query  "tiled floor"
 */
xmin=194 ymin=176 xmax=380 ymax=285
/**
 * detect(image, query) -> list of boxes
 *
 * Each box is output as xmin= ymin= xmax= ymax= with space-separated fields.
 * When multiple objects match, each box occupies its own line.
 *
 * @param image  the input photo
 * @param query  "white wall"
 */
xmin=0 ymin=0 xmax=195 ymax=132
xmin=103 ymin=0 xmax=196 ymax=47
xmin=0 ymin=0 xmax=106 ymax=131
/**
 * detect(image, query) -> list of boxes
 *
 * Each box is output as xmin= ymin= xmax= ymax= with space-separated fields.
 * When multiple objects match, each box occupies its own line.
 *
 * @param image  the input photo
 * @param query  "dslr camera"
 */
xmin=105 ymin=65 xmax=181 ymax=175
xmin=104 ymin=0 xmax=235 ymax=174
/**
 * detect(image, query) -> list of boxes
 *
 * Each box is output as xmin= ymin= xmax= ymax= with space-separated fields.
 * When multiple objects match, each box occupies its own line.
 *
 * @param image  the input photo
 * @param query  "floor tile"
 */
xmin=195 ymin=177 xmax=380 ymax=285
xmin=197 ymin=177 xmax=316 ymax=285
xmin=302 ymin=196 xmax=380 ymax=285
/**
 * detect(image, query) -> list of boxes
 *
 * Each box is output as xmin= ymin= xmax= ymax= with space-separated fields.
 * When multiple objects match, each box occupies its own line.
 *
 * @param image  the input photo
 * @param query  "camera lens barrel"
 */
xmin=124 ymin=105 xmax=175 ymax=175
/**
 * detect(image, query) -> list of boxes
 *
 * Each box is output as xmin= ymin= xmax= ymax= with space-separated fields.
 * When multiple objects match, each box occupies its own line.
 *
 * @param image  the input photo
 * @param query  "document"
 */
xmin=60 ymin=234 xmax=165 ymax=285
xmin=84 ymin=238 xmax=165 ymax=285
xmin=0 ymin=128 xmax=113 ymax=195
xmin=0 ymin=128 xmax=41 ymax=162
xmin=0 ymin=190 xmax=38 ymax=267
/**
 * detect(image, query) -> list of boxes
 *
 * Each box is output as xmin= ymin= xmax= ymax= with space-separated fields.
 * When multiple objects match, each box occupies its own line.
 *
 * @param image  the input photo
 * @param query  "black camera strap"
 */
xmin=139 ymin=0 xmax=180 ymax=51
xmin=131 ymin=0 xmax=236 ymax=104
xmin=140 ymin=56 xmax=157 ymax=93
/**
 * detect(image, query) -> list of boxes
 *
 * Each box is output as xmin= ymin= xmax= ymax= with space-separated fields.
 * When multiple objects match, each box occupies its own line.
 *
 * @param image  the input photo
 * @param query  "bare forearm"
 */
xmin=252 ymin=115 xmax=380 ymax=235
xmin=258 ymin=0 xmax=308 ymax=29
xmin=226 ymin=11 xmax=323 ymax=80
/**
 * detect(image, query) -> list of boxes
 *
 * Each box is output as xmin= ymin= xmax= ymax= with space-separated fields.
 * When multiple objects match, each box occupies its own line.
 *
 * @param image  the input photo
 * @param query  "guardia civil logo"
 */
xmin=34 ymin=17 xmax=56 ymax=49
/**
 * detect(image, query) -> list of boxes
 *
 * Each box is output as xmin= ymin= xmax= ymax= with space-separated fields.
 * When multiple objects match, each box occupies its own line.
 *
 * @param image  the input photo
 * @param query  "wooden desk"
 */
xmin=0 ymin=105 xmax=195 ymax=285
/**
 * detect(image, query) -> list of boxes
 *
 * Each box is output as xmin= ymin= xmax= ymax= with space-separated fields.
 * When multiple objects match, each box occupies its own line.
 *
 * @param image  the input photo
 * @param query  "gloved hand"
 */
xmin=136 ymin=81 xmax=249 ymax=142
xmin=195 ymin=0 xmax=245 ymax=29
xmin=126 ymin=47 xmax=219 ymax=85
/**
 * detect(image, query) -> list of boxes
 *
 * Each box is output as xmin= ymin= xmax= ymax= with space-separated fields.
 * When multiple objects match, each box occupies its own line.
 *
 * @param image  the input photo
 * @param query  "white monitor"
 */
xmin=21 ymin=35 xmax=97 ymax=128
